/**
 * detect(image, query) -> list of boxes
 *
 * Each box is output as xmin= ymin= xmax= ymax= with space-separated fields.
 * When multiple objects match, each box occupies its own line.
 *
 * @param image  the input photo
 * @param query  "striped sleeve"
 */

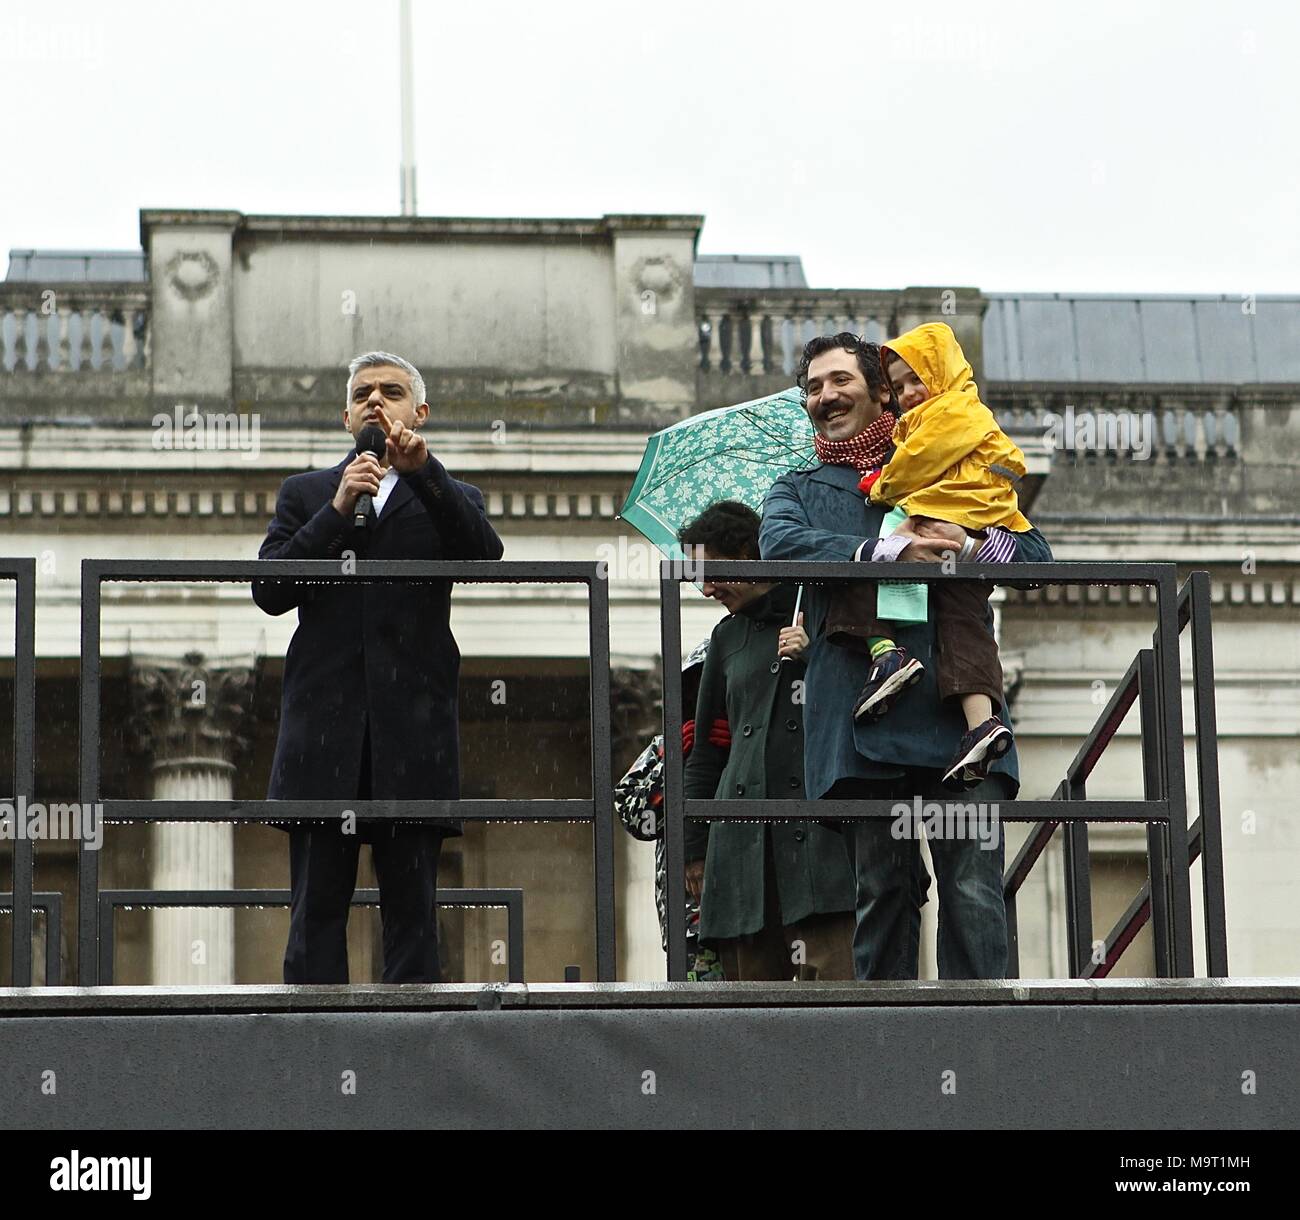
xmin=976 ymin=526 xmax=1018 ymax=563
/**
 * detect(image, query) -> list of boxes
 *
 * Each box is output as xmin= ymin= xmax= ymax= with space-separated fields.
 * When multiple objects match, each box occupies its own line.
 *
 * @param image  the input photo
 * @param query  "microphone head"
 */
xmin=356 ymin=424 xmax=387 ymax=458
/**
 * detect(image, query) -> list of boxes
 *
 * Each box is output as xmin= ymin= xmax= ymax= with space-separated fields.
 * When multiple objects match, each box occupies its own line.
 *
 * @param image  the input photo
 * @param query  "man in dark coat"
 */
xmin=759 ymin=333 xmax=1053 ymax=980
xmin=253 ymin=351 xmax=503 ymax=984
xmin=681 ymin=501 xmax=857 ymax=980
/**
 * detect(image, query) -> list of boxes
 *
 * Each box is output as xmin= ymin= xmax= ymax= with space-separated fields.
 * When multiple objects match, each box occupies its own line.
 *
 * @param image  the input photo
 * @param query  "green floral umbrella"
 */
xmin=619 ymin=387 xmax=816 ymax=561
xmin=619 ymin=386 xmax=927 ymax=624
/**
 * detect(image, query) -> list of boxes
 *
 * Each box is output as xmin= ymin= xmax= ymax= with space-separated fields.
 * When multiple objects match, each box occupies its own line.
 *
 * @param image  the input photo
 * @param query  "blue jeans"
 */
xmin=834 ymin=769 xmax=1008 ymax=980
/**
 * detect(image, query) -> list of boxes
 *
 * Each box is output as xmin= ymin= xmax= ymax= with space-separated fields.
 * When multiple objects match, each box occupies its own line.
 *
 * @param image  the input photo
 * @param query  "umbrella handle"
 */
xmin=780 ymin=585 xmax=804 ymax=665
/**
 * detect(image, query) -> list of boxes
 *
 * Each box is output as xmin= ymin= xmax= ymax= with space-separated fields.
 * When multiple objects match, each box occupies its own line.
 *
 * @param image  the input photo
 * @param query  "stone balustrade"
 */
xmin=0 ymin=283 xmax=150 ymax=374
xmin=990 ymin=387 xmax=1244 ymax=463
xmin=694 ymin=285 xmax=987 ymax=411
xmin=695 ymin=287 xmax=908 ymax=377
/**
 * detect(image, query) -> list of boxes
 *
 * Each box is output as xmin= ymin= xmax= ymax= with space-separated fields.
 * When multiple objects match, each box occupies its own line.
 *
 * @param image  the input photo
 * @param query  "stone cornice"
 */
xmin=1002 ymin=575 xmax=1300 ymax=609
xmin=0 ymin=484 xmax=629 ymax=524
xmin=0 ymin=426 xmax=649 ymax=475
xmin=141 ymin=209 xmax=705 ymax=246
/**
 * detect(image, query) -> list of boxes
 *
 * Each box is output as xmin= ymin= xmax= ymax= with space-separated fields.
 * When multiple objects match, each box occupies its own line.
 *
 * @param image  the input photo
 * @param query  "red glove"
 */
xmin=708 ymin=717 xmax=731 ymax=749
xmin=682 ymin=719 xmax=696 ymax=757
xmin=858 ymin=469 xmax=882 ymax=494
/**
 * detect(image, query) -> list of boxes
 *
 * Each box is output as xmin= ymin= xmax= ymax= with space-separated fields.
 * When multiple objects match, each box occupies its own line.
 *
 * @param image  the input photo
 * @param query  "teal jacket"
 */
xmin=683 ymin=583 xmax=856 ymax=942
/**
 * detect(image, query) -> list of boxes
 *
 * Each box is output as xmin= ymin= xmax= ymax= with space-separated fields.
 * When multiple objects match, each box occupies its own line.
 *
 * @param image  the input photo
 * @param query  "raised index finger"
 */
xmin=372 ymin=403 xmax=392 ymax=432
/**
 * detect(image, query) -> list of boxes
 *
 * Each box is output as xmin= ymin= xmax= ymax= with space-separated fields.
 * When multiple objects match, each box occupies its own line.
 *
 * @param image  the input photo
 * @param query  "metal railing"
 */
xmin=1 ymin=555 xmax=1229 ymax=987
xmin=76 ymin=559 xmax=614 ymax=983
xmin=0 ymin=559 xmax=37 ymax=986
xmin=659 ymin=560 xmax=1223 ymax=982
xmin=1070 ymin=573 xmax=1226 ymax=977
xmin=96 ymin=887 xmax=525 ymax=984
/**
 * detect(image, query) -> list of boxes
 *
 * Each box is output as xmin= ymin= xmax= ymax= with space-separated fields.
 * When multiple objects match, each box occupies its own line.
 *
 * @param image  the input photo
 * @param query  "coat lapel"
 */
xmin=807 ymin=462 xmax=866 ymax=497
xmin=373 ymin=471 xmax=415 ymax=530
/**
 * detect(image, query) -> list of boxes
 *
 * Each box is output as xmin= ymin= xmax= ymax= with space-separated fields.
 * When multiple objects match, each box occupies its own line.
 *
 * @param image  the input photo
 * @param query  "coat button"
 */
xmin=769 ymin=661 xmax=780 ymax=674
xmin=788 ymin=777 xmax=799 ymax=788
xmin=794 ymin=829 xmax=805 ymax=842
xmin=736 ymin=783 xmax=745 ymax=796
xmin=755 ymin=621 xmax=766 ymax=630
xmin=742 ymin=724 xmax=753 ymax=737
xmin=786 ymin=719 xmax=798 ymax=731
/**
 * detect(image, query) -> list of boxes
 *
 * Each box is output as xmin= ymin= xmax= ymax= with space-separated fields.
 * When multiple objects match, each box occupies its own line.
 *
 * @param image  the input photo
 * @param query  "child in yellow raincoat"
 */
xmin=826 ymin=322 xmax=1031 ymax=790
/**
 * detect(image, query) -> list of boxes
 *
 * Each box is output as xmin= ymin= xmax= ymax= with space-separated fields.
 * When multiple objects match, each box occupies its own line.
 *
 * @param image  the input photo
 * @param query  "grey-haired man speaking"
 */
xmin=253 ymin=352 xmax=503 ymax=983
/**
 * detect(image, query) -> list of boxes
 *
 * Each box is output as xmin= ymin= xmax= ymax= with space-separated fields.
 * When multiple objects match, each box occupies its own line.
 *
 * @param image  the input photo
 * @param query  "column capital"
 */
xmin=128 ymin=651 xmax=259 ymax=773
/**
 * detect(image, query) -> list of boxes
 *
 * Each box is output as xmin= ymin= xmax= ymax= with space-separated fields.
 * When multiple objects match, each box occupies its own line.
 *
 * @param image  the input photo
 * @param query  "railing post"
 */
xmin=1061 ymin=777 xmax=1093 ymax=977
xmin=1186 ymin=572 xmax=1229 ymax=976
xmin=1005 ymin=890 xmax=1020 ymax=979
xmin=78 ymin=562 xmax=103 ymax=984
xmin=660 ymin=567 xmax=687 ymax=982
xmin=1138 ymin=648 xmax=1172 ymax=976
xmin=1155 ymin=572 xmax=1196 ymax=977
xmin=8 ymin=560 xmax=37 ymax=986
xmin=589 ymin=570 xmax=617 ymax=981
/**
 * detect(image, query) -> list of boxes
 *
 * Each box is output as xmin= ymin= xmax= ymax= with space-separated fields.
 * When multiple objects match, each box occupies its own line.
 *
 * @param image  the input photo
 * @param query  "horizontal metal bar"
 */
xmin=1065 ymin=651 xmax=1143 ymax=786
xmin=83 ymin=559 xmax=601 ymax=583
xmin=685 ymin=798 xmax=1168 ymax=823
xmin=98 ymin=888 xmax=525 ymax=986
xmin=98 ymin=888 xmax=522 ymax=908
xmin=664 ymin=560 xmax=1176 ymax=584
xmin=0 ymin=893 xmax=61 ymax=914
xmin=98 ymin=799 xmax=594 ymax=823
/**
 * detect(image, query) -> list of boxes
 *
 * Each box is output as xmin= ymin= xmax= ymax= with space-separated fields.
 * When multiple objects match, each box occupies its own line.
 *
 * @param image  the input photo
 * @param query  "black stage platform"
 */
xmin=2 ymin=980 xmax=1297 ymax=1128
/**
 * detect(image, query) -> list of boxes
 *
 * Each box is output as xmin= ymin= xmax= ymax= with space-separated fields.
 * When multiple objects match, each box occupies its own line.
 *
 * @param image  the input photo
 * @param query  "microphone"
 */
xmin=353 ymin=424 xmax=387 ymax=529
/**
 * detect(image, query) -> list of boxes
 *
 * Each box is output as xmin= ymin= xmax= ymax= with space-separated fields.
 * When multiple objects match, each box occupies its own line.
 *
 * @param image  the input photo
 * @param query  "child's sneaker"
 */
xmin=852 ymin=648 xmax=925 ymax=720
xmin=942 ymin=717 xmax=1013 ymax=790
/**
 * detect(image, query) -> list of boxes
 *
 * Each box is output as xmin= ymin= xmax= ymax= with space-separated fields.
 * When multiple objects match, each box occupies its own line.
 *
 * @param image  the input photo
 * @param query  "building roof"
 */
xmin=6 ymin=249 xmax=147 ymax=283
xmin=694 ymin=254 xmax=808 ymax=290
xmin=983 ymin=292 xmax=1300 ymax=384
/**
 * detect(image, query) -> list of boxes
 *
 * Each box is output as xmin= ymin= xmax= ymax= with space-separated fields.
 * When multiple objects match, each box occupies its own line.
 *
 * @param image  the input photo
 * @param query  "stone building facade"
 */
xmin=1 ymin=210 xmax=1296 ymax=983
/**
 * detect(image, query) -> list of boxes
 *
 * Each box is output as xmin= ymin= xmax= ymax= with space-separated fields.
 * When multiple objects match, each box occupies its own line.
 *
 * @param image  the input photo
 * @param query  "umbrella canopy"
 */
xmin=619 ymin=386 xmax=928 ymax=626
xmin=619 ymin=387 xmax=816 ymax=560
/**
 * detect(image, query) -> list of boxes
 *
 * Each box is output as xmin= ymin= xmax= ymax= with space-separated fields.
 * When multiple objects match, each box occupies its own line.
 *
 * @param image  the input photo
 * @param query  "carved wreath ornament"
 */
xmin=164 ymin=250 xmax=220 ymax=302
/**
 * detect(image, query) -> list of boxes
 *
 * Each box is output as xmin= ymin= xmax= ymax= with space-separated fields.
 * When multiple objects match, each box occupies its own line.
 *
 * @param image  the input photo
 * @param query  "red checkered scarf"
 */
xmin=812 ymin=410 xmax=897 ymax=476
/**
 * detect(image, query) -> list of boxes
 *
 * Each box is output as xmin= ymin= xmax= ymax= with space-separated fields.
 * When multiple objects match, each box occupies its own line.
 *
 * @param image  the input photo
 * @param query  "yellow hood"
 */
xmin=872 ymin=321 xmax=1030 ymax=532
xmin=882 ymin=322 xmax=978 ymax=404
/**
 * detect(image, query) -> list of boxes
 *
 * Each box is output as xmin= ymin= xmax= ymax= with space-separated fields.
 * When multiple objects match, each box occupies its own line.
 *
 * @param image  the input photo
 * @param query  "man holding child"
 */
xmin=758 ymin=331 xmax=1052 ymax=980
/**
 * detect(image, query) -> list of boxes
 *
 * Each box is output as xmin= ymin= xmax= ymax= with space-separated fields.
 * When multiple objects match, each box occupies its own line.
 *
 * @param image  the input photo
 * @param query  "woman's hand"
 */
xmin=778 ymin=612 xmax=809 ymax=660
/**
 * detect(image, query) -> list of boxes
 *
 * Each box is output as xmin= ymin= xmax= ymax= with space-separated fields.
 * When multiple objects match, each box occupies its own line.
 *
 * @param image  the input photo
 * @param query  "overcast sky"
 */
xmin=3 ymin=0 xmax=1295 ymax=294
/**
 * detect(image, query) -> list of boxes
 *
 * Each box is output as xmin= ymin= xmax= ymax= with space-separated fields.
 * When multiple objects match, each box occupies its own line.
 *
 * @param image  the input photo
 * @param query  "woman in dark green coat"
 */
xmin=680 ymin=502 xmax=856 ymax=981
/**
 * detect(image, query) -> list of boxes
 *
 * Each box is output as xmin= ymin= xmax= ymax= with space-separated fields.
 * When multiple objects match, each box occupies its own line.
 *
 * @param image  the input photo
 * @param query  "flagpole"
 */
xmin=399 ymin=0 xmax=417 ymax=216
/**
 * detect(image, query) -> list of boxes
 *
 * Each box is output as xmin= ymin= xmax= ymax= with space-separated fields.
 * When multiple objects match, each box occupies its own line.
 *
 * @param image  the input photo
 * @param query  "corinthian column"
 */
xmin=129 ymin=652 xmax=257 ymax=985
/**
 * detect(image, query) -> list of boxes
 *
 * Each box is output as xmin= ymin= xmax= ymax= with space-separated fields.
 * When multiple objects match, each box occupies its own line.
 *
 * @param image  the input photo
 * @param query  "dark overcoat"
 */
xmin=758 ymin=461 xmax=1053 ymax=801
xmin=683 ymin=583 xmax=856 ymax=941
xmin=252 ymin=451 xmax=503 ymax=828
